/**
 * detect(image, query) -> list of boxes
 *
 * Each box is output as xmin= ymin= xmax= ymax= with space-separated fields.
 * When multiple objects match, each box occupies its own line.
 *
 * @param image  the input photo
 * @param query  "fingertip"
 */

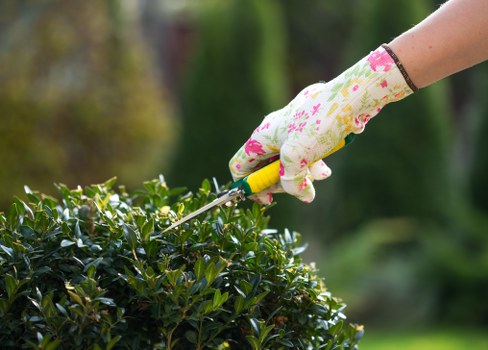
xmin=281 ymin=175 xmax=316 ymax=203
xmin=250 ymin=192 xmax=273 ymax=205
xmin=309 ymin=160 xmax=332 ymax=181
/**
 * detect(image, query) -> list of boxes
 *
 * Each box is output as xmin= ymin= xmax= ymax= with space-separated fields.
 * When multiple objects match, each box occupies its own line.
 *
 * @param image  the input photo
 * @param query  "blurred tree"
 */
xmin=0 ymin=1 xmax=176 ymax=208
xmin=168 ymin=0 xmax=287 ymax=191
xmin=469 ymin=64 xmax=488 ymax=213
xmin=279 ymin=0 xmax=357 ymax=91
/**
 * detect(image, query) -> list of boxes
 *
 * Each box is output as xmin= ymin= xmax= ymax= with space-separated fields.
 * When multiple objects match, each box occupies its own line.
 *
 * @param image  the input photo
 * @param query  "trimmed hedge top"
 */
xmin=0 ymin=176 xmax=363 ymax=349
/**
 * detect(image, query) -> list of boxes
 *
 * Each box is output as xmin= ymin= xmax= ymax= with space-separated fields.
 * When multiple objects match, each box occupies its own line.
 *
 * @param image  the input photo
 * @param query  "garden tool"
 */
xmin=163 ymin=134 xmax=355 ymax=233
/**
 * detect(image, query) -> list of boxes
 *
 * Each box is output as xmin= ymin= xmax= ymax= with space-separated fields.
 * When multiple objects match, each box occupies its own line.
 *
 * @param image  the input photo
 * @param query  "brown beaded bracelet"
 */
xmin=381 ymin=43 xmax=419 ymax=92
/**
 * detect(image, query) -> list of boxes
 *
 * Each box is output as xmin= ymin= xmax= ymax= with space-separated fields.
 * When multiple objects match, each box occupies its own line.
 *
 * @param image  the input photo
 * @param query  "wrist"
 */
xmin=381 ymin=44 xmax=418 ymax=93
xmin=329 ymin=45 xmax=417 ymax=134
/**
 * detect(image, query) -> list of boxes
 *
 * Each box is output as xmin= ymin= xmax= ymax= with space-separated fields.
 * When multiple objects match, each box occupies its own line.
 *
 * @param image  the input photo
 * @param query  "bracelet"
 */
xmin=381 ymin=43 xmax=419 ymax=92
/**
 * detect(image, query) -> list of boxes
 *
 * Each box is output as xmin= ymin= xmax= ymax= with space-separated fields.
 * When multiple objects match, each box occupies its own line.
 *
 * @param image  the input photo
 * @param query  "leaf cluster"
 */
xmin=0 ymin=176 xmax=363 ymax=349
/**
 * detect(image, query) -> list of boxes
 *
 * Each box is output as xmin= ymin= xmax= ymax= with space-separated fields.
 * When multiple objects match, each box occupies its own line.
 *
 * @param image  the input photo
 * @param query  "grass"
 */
xmin=359 ymin=328 xmax=488 ymax=350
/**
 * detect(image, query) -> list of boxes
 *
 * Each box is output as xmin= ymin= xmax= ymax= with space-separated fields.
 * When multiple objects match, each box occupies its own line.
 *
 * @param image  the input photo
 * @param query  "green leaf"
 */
xmin=245 ymin=335 xmax=260 ymax=350
xmin=141 ymin=218 xmax=154 ymax=242
xmin=234 ymin=295 xmax=245 ymax=314
xmin=201 ymin=178 xmax=211 ymax=193
xmin=96 ymin=297 xmax=116 ymax=307
xmin=259 ymin=324 xmax=274 ymax=344
xmin=250 ymin=291 xmax=269 ymax=307
xmin=6 ymin=202 xmax=18 ymax=228
xmin=185 ymin=330 xmax=197 ymax=344
xmin=213 ymin=289 xmax=225 ymax=308
xmin=166 ymin=267 xmax=184 ymax=287
xmin=249 ymin=318 xmax=260 ymax=337
xmin=67 ymin=291 xmax=83 ymax=305
xmin=0 ymin=299 xmax=10 ymax=315
xmin=102 ymin=176 xmax=117 ymax=189
xmin=60 ymin=239 xmax=76 ymax=248
xmin=194 ymin=257 xmax=205 ymax=281
xmin=74 ymin=221 xmax=82 ymax=238
xmin=45 ymin=339 xmax=61 ymax=350
xmin=239 ymin=280 xmax=252 ymax=296
xmin=5 ymin=274 xmax=18 ymax=299
xmin=106 ymin=335 xmax=122 ymax=350
xmin=55 ymin=303 xmax=68 ymax=316
xmin=0 ymin=244 xmax=14 ymax=258
xmin=205 ymin=261 xmax=217 ymax=285
xmin=123 ymin=224 xmax=139 ymax=249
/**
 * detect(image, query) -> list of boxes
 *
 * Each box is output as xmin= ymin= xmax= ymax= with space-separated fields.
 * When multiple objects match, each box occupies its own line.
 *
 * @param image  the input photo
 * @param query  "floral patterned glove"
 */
xmin=229 ymin=45 xmax=417 ymax=204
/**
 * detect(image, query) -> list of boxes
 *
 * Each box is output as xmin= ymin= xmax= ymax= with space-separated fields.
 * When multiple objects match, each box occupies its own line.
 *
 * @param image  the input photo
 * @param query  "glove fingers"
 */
xmin=249 ymin=183 xmax=285 ymax=205
xmin=278 ymin=143 xmax=317 ymax=203
xmin=250 ymin=161 xmax=331 ymax=204
xmin=309 ymin=160 xmax=332 ymax=181
xmin=280 ymin=170 xmax=315 ymax=203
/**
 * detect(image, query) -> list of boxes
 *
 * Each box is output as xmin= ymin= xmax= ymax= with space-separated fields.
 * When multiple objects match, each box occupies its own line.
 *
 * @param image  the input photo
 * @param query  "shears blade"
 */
xmin=163 ymin=187 xmax=245 ymax=232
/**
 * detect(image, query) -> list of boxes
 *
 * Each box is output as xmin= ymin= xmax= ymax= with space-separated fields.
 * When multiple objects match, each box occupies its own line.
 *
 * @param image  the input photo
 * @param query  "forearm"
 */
xmin=388 ymin=0 xmax=488 ymax=88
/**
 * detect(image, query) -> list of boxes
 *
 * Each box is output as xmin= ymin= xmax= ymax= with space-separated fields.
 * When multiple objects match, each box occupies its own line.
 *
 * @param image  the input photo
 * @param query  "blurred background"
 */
xmin=1 ymin=0 xmax=487 ymax=348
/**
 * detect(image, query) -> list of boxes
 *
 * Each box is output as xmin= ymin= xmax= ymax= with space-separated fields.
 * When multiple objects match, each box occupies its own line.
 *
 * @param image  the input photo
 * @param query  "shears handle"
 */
xmin=231 ymin=134 xmax=356 ymax=196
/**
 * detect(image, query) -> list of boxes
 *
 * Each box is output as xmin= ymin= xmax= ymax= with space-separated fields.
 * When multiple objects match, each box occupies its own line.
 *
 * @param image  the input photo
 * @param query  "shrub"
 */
xmin=0 ymin=176 xmax=363 ymax=349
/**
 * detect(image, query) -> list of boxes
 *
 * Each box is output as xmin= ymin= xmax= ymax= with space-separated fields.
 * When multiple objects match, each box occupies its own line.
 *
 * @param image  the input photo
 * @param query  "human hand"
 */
xmin=229 ymin=45 xmax=417 ymax=204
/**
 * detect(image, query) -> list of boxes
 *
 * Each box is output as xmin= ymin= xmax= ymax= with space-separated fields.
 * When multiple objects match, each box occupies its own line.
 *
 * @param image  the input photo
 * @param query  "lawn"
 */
xmin=360 ymin=328 xmax=488 ymax=350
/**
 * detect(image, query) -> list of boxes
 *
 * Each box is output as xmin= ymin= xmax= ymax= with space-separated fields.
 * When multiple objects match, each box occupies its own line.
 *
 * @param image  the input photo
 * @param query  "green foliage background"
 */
xmin=0 ymin=1 xmax=176 ymax=207
xmin=1 ymin=0 xmax=487 ymax=338
xmin=168 ymin=0 xmax=287 ymax=189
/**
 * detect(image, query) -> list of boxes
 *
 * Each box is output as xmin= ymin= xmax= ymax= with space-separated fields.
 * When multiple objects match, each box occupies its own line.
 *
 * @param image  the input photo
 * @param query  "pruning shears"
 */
xmin=163 ymin=134 xmax=355 ymax=232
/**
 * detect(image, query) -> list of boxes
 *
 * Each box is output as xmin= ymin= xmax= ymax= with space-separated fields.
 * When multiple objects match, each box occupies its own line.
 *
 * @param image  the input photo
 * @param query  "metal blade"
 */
xmin=163 ymin=188 xmax=244 ymax=233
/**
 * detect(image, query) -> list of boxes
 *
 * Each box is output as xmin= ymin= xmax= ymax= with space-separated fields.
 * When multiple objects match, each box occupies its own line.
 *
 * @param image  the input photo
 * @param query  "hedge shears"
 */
xmin=163 ymin=134 xmax=355 ymax=232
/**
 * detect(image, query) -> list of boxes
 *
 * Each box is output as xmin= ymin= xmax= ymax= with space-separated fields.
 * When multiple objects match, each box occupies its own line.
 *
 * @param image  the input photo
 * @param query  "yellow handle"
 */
xmin=239 ymin=137 xmax=349 ymax=196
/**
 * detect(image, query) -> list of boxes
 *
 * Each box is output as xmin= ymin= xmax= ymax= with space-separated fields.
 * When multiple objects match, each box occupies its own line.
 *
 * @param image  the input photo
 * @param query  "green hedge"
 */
xmin=0 ymin=177 xmax=363 ymax=349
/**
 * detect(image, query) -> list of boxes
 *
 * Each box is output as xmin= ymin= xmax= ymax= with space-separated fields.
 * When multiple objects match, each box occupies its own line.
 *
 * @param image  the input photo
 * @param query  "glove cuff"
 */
xmin=381 ymin=44 xmax=418 ymax=92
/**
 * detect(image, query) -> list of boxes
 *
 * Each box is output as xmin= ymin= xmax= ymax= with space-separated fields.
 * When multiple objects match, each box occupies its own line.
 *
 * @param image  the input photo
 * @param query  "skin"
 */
xmin=388 ymin=0 xmax=488 ymax=88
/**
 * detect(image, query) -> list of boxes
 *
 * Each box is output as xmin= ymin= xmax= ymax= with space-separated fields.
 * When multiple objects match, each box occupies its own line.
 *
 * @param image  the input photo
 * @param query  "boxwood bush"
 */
xmin=0 ymin=176 xmax=363 ymax=349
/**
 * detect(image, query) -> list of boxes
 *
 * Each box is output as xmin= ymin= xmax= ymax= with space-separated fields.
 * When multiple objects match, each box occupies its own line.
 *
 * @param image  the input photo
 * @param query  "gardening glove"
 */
xmin=229 ymin=44 xmax=417 ymax=204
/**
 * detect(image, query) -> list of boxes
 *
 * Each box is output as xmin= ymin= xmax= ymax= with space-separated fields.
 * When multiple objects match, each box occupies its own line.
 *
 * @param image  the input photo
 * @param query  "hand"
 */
xmin=229 ymin=45 xmax=416 ymax=204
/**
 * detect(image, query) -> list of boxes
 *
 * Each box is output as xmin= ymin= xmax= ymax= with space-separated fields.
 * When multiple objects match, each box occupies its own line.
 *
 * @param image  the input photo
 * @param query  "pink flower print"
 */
xmin=288 ymin=123 xmax=297 ymax=134
xmin=279 ymin=163 xmax=285 ymax=176
xmin=353 ymin=84 xmax=359 ymax=92
xmin=315 ymin=119 xmax=321 ymax=131
xmin=311 ymin=103 xmax=321 ymax=116
xmin=267 ymin=193 xmax=273 ymax=203
xmin=245 ymin=138 xmax=265 ymax=156
xmin=368 ymin=49 xmax=394 ymax=72
xmin=260 ymin=122 xmax=271 ymax=131
xmin=354 ymin=116 xmax=363 ymax=129
xmin=380 ymin=80 xmax=388 ymax=88
xmin=355 ymin=114 xmax=372 ymax=129
xmin=236 ymin=163 xmax=241 ymax=170
xmin=300 ymin=159 xmax=308 ymax=168
xmin=293 ymin=110 xmax=305 ymax=120
xmin=298 ymin=178 xmax=308 ymax=191
xmin=268 ymin=155 xmax=280 ymax=163
xmin=296 ymin=122 xmax=307 ymax=133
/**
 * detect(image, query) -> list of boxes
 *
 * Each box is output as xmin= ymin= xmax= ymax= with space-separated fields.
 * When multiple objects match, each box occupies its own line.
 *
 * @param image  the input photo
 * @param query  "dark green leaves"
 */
xmin=0 ymin=176 xmax=363 ymax=349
